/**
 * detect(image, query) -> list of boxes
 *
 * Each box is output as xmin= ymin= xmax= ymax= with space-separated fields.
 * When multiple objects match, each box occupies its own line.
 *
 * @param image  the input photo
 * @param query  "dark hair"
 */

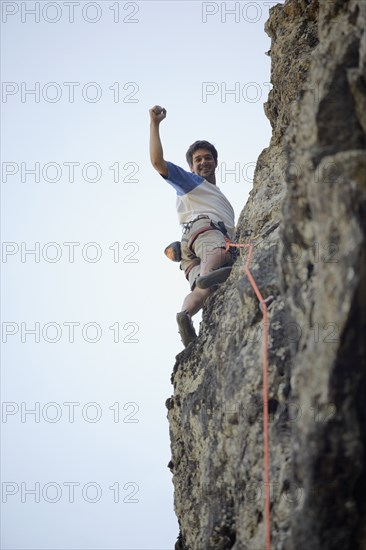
xmin=186 ymin=140 xmax=218 ymax=167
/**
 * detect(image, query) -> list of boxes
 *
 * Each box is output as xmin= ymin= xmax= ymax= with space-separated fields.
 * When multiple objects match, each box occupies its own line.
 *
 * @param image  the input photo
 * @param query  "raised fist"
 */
xmin=149 ymin=105 xmax=167 ymax=123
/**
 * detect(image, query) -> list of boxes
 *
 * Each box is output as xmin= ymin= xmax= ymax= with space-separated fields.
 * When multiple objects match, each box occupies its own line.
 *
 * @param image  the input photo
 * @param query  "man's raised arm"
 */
xmin=149 ymin=105 xmax=168 ymax=177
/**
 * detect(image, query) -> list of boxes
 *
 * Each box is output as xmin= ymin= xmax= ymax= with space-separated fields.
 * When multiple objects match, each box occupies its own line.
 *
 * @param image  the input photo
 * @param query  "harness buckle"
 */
xmin=182 ymin=215 xmax=210 ymax=234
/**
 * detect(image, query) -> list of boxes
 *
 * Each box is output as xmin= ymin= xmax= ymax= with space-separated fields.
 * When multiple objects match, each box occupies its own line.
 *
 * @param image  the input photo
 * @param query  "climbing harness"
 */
xmin=185 ymin=218 xmax=229 ymax=255
xmin=181 ymin=214 xmax=211 ymax=234
xmin=165 ymin=217 xmax=233 ymax=276
xmin=224 ymin=234 xmax=272 ymax=550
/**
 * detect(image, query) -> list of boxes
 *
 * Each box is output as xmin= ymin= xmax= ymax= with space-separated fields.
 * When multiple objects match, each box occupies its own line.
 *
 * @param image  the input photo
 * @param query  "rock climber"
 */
xmin=149 ymin=104 xmax=236 ymax=347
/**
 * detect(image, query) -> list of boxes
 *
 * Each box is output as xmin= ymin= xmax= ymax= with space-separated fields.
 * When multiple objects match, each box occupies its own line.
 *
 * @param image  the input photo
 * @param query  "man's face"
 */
xmin=190 ymin=148 xmax=217 ymax=182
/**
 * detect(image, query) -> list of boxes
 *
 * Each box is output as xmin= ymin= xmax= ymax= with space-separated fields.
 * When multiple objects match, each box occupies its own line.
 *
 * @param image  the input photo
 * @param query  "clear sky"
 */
xmin=1 ymin=1 xmax=282 ymax=548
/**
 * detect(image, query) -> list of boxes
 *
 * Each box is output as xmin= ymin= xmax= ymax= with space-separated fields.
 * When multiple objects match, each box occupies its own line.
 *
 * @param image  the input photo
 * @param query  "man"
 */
xmin=149 ymin=105 xmax=236 ymax=347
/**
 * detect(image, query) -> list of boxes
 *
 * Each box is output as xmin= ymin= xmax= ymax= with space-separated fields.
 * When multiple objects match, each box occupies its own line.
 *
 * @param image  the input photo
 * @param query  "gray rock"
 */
xmin=167 ymin=1 xmax=366 ymax=548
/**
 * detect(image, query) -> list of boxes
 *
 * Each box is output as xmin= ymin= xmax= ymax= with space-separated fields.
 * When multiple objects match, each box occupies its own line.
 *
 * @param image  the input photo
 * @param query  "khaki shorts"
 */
xmin=180 ymin=218 xmax=231 ymax=290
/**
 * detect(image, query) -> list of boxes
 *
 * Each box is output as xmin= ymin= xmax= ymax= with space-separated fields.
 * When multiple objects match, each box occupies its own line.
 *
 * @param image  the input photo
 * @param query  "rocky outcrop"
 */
xmin=166 ymin=0 xmax=366 ymax=549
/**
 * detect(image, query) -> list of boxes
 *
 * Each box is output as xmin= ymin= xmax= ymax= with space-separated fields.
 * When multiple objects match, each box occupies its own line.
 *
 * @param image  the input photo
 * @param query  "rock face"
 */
xmin=166 ymin=0 xmax=366 ymax=548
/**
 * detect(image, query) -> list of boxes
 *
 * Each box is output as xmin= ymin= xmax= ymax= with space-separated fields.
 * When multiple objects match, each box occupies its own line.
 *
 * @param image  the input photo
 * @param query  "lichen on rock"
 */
xmin=167 ymin=1 xmax=366 ymax=548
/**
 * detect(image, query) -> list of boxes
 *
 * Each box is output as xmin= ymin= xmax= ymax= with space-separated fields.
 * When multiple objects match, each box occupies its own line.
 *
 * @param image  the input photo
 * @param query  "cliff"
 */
xmin=166 ymin=0 xmax=366 ymax=549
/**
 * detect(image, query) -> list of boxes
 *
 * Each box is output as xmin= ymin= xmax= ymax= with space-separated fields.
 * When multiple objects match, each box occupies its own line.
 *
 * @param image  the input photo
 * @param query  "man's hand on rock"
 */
xmin=149 ymin=105 xmax=167 ymax=124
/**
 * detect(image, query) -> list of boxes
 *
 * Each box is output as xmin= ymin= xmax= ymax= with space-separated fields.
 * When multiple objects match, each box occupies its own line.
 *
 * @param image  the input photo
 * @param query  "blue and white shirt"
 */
xmin=161 ymin=161 xmax=235 ymax=237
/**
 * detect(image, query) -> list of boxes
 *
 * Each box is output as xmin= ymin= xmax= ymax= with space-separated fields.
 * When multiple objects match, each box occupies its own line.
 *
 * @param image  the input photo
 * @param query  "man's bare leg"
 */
xmin=181 ymin=247 xmax=232 ymax=317
xmin=200 ymin=246 xmax=231 ymax=276
xmin=177 ymin=247 xmax=232 ymax=347
xmin=181 ymin=286 xmax=211 ymax=317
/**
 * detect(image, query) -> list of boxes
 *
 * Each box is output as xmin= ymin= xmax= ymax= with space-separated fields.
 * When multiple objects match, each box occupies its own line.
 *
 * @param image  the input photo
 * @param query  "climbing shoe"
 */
xmin=176 ymin=311 xmax=197 ymax=347
xmin=196 ymin=266 xmax=233 ymax=289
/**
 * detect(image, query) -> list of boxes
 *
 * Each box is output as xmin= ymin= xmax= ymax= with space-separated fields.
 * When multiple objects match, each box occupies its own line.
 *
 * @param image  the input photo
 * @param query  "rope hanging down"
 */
xmin=225 ymin=237 xmax=271 ymax=550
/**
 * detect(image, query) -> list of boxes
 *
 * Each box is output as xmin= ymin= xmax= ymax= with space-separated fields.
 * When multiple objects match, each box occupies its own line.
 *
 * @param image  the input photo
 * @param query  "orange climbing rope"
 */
xmin=225 ymin=238 xmax=271 ymax=550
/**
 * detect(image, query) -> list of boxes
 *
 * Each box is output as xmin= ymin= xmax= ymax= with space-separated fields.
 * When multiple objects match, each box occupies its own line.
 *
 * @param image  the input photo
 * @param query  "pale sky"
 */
xmin=1 ymin=1 xmax=282 ymax=548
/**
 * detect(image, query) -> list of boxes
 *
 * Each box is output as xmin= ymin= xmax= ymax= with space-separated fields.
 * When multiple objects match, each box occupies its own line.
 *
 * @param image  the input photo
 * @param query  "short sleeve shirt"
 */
xmin=161 ymin=161 xmax=235 ymax=237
